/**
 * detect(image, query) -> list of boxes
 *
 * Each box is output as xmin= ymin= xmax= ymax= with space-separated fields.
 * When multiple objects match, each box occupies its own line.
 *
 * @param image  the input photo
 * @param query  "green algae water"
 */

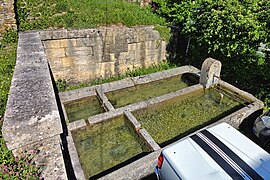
xmin=72 ymin=116 xmax=150 ymax=178
xmin=106 ymin=75 xmax=196 ymax=108
xmin=64 ymin=96 xmax=104 ymax=123
xmin=133 ymin=89 xmax=244 ymax=145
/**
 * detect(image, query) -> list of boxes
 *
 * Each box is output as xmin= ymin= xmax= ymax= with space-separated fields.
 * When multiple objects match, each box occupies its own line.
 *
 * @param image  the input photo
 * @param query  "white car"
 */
xmin=155 ymin=122 xmax=270 ymax=180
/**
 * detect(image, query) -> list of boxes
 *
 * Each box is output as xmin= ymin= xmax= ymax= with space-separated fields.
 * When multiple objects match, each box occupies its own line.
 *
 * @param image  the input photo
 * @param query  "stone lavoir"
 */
xmin=61 ymin=58 xmax=263 ymax=179
xmin=2 ymin=25 xmax=264 ymax=179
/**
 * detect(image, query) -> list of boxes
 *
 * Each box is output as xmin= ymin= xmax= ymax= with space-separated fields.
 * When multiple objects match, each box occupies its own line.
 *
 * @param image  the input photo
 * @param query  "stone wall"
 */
xmin=40 ymin=26 xmax=166 ymax=83
xmin=0 ymin=0 xmax=16 ymax=36
xmin=3 ymin=31 xmax=67 ymax=179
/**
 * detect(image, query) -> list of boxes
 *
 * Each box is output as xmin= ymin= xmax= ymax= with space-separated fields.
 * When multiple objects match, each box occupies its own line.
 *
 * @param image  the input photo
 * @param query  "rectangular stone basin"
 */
xmin=106 ymin=74 xmax=197 ymax=108
xmin=64 ymin=96 xmax=104 ymax=123
xmin=71 ymin=115 xmax=151 ymax=178
xmin=133 ymin=88 xmax=245 ymax=146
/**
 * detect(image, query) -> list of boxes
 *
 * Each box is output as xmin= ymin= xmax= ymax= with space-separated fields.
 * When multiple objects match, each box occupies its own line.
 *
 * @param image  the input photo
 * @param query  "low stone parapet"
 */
xmin=2 ymin=31 xmax=67 ymax=179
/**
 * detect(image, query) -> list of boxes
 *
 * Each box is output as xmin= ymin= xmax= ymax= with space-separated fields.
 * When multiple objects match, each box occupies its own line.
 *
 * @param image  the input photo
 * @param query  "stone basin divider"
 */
xmin=61 ymin=58 xmax=264 ymax=179
xmin=62 ymin=66 xmax=201 ymax=179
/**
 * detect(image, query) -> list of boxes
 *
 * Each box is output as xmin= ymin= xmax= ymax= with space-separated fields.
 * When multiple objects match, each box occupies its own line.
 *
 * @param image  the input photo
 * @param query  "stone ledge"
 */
xmin=124 ymin=110 xmax=141 ymax=130
xmin=2 ymin=31 xmax=66 ymax=179
xmin=99 ymin=150 xmax=161 ymax=180
xmin=59 ymin=86 xmax=97 ymax=103
xmin=138 ymin=128 xmax=160 ymax=151
xmin=66 ymin=133 xmax=86 ymax=180
xmin=68 ymin=119 xmax=87 ymax=131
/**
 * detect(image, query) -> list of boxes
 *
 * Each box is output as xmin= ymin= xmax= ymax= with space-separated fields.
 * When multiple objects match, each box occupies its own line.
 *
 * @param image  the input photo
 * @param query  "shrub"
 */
xmin=153 ymin=0 xmax=270 ymax=108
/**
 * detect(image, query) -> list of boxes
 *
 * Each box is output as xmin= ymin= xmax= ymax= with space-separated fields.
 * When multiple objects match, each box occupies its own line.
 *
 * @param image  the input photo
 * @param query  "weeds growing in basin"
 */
xmin=56 ymin=62 xmax=176 ymax=92
xmin=133 ymin=89 xmax=244 ymax=146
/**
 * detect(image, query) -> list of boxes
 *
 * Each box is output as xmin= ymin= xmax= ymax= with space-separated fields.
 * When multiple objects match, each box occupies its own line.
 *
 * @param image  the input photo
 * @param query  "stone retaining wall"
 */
xmin=40 ymin=26 xmax=167 ymax=83
xmin=0 ymin=0 xmax=16 ymax=37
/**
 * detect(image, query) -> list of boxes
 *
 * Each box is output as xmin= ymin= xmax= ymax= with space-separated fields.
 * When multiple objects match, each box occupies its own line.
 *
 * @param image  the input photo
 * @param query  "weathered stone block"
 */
xmin=68 ymin=119 xmax=87 ymax=131
xmin=39 ymin=29 xmax=68 ymax=40
xmin=139 ymin=128 xmax=160 ymax=151
xmin=43 ymin=39 xmax=68 ymax=48
xmin=124 ymin=110 xmax=141 ymax=130
xmin=131 ymin=75 xmax=152 ymax=85
xmin=65 ymin=46 xmax=93 ymax=56
xmin=61 ymin=57 xmax=75 ymax=67
xmin=66 ymin=134 xmax=86 ymax=180
xmin=17 ymin=43 xmax=44 ymax=54
xmin=3 ymin=77 xmax=63 ymax=150
xmin=45 ymin=48 xmax=66 ymax=58
xmin=104 ymin=101 xmax=115 ymax=111
xmin=109 ymin=78 xmax=135 ymax=92
xmin=200 ymin=58 xmax=222 ymax=88
xmin=16 ymin=53 xmax=47 ymax=67
xmin=12 ymin=64 xmax=50 ymax=80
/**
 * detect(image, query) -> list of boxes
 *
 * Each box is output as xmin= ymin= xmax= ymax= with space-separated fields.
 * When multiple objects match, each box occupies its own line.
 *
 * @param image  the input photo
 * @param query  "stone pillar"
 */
xmin=0 ymin=0 xmax=17 ymax=37
xmin=199 ymin=58 xmax=222 ymax=88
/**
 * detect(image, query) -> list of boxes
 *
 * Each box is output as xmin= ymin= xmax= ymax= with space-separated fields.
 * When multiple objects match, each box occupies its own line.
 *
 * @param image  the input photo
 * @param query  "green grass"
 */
xmin=17 ymin=0 xmax=167 ymax=31
xmin=0 ymin=31 xmax=17 ymax=118
xmin=57 ymin=62 xmax=177 ymax=92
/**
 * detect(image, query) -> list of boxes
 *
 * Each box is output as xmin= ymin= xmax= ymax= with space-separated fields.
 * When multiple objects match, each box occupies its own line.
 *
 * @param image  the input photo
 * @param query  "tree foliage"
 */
xmin=153 ymin=0 xmax=270 ymax=108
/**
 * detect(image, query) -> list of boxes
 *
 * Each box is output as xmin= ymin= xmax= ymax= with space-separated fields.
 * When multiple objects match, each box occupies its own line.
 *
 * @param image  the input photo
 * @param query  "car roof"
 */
xmin=162 ymin=122 xmax=270 ymax=179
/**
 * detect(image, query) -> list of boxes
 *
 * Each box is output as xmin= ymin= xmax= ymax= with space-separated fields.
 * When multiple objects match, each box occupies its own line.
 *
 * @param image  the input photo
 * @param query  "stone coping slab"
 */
xmin=2 ymin=31 xmax=66 ymax=179
xmin=3 ymin=31 xmax=63 ymax=150
xmin=39 ymin=26 xmax=161 ymax=41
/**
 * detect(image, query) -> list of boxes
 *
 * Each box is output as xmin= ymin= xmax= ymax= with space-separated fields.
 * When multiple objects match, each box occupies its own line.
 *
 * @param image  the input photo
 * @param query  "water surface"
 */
xmin=106 ymin=75 xmax=196 ymax=108
xmin=133 ymin=89 xmax=244 ymax=145
xmin=64 ymin=96 xmax=104 ymax=123
xmin=72 ymin=116 xmax=150 ymax=178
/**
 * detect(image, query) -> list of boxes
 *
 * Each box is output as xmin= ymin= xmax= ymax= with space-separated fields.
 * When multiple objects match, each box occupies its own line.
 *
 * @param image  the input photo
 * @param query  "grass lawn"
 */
xmin=17 ymin=0 xmax=167 ymax=31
